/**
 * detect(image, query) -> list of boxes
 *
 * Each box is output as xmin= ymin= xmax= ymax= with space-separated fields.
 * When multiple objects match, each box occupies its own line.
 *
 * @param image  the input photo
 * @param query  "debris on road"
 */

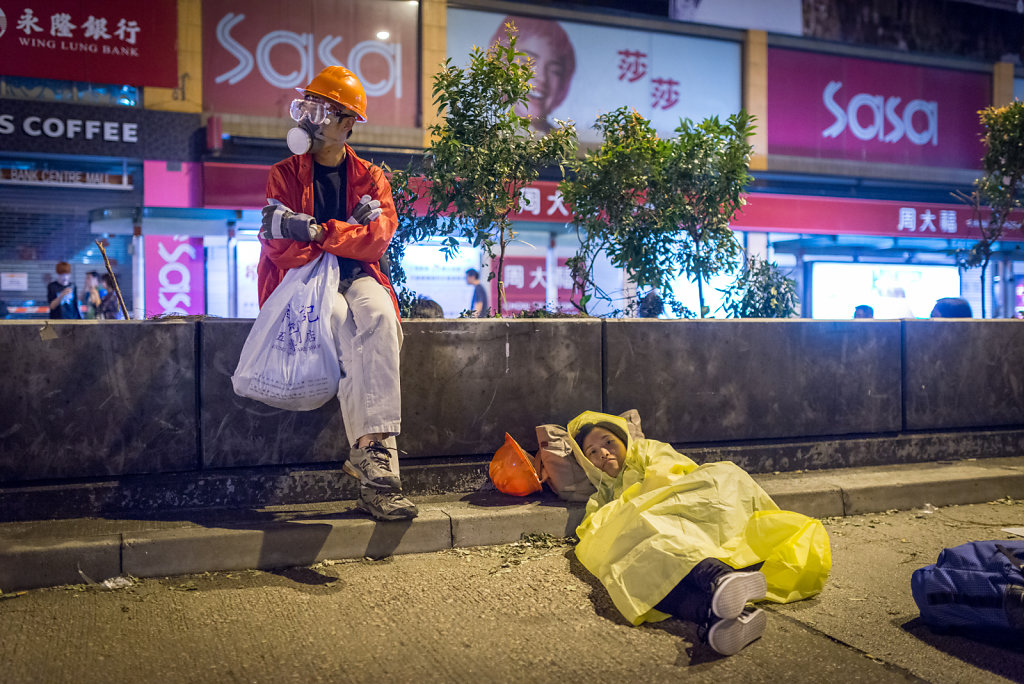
xmin=436 ymin=532 xmax=577 ymax=575
xmin=101 ymin=576 xmax=135 ymax=590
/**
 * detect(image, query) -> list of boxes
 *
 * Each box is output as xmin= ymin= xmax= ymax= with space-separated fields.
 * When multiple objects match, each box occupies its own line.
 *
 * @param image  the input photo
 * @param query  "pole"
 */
xmin=95 ymin=240 xmax=130 ymax=320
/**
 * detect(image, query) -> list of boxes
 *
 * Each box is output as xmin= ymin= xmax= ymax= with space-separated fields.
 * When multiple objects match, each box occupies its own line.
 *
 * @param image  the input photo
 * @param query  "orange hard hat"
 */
xmin=489 ymin=433 xmax=542 ymax=496
xmin=300 ymin=66 xmax=368 ymax=122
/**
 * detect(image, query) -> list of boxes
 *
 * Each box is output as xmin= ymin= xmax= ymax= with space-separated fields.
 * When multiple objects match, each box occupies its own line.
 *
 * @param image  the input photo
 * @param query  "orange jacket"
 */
xmin=257 ymin=146 xmax=400 ymax=317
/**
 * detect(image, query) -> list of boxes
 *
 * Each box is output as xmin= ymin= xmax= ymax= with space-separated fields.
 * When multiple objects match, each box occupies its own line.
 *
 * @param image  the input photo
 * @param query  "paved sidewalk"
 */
xmin=2 ymin=456 xmax=1023 ymax=592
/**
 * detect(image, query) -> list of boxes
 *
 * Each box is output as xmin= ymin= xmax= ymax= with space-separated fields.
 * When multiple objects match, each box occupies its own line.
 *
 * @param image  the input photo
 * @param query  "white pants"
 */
xmin=328 ymin=276 xmax=403 ymax=456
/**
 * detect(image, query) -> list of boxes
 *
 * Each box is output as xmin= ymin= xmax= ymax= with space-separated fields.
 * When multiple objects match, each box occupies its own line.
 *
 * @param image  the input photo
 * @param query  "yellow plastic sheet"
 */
xmin=568 ymin=411 xmax=831 ymax=625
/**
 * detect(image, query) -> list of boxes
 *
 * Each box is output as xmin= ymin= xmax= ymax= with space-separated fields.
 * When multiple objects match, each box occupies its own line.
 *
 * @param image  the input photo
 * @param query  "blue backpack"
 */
xmin=911 ymin=540 xmax=1024 ymax=632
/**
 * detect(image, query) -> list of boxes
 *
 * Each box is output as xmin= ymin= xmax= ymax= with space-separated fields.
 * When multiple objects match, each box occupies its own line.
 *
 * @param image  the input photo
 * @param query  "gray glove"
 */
xmin=260 ymin=204 xmax=322 ymax=241
xmin=347 ymin=194 xmax=382 ymax=225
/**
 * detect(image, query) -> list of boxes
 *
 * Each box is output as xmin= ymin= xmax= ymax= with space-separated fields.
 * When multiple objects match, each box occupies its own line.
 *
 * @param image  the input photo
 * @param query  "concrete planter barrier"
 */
xmin=2 ymin=318 xmax=1023 ymax=496
xmin=0 ymin=320 xmax=197 ymax=482
xmin=903 ymin=320 xmax=1024 ymax=431
xmin=200 ymin=319 xmax=348 ymax=469
xmin=603 ymin=319 xmax=903 ymax=444
xmin=198 ymin=318 xmax=603 ymax=469
xmin=398 ymin=319 xmax=603 ymax=456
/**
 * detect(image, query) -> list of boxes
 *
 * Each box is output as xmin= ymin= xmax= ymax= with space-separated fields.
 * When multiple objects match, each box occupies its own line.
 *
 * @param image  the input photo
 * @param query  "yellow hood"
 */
xmin=566 ymin=410 xmax=632 ymax=495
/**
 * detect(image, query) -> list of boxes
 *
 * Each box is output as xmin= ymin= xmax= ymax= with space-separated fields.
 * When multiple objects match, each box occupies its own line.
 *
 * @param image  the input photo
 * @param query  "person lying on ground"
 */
xmin=566 ymin=410 xmax=832 ymax=656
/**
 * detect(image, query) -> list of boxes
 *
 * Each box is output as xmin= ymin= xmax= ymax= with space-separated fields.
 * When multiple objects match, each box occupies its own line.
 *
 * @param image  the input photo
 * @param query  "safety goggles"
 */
xmin=289 ymin=98 xmax=353 ymax=126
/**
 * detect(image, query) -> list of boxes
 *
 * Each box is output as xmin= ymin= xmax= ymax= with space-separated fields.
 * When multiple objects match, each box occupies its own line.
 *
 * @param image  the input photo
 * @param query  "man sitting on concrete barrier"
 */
xmin=567 ymin=410 xmax=831 ymax=656
xmin=257 ymin=65 xmax=416 ymax=522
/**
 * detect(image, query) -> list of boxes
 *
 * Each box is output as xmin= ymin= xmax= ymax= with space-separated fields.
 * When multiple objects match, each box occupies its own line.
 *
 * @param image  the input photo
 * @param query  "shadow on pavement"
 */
xmin=457 ymin=488 xmax=572 ymax=508
xmin=269 ymin=566 xmax=339 ymax=586
xmin=564 ymin=547 xmax=711 ymax=666
xmin=101 ymin=501 xmax=416 ymax=585
xmin=900 ymin=616 xmax=1024 ymax=683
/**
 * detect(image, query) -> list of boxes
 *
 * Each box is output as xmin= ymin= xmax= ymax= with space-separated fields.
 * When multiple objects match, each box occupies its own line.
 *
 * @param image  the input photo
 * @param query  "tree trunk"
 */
xmin=496 ymin=225 xmax=508 ymax=317
xmin=696 ymin=275 xmax=705 ymax=318
xmin=980 ymin=260 xmax=988 ymax=319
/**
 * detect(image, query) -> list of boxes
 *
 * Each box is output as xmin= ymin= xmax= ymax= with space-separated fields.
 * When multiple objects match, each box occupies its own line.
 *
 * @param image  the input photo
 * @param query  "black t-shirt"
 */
xmin=47 ymin=281 xmax=81 ymax=319
xmin=471 ymin=283 xmax=489 ymax=315
xmin=313 ymin=157 xmax=367 ymax=289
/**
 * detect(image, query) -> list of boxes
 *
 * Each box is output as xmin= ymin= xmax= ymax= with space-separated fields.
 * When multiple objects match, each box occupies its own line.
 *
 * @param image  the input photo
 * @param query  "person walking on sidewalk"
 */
xmin=257 ymin=65 xmax=416 ymax=521
xmin=47 ymin=262 xmax=81 ymax=320
xmin=567 ymin=410 xmax=831 ymax=656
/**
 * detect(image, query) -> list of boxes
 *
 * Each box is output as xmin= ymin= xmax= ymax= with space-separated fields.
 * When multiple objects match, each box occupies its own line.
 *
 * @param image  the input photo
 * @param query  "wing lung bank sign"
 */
xmin=767 ymin=48 xmax=988 ymax=168
xmin=145 ymin=236 xmax=206 ymax=316
xmin=0 ymin=0 xmax=177 ymax=86
xmin=0 ymin=99 xmax=200 ymax=159
xmin=447 ymin=9 xmax=741 ymax=144
xmin=202 ymin=0 xmax=418 ymax=128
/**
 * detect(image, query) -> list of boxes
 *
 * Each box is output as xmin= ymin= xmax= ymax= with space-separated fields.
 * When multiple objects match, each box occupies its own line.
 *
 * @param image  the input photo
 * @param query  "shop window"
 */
xmin=0 ymin=75 xmax=139 ymax=107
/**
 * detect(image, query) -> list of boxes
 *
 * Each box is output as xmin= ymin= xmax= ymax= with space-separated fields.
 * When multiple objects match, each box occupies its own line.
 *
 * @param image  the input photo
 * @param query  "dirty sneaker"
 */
xmin=355 ymin=487 xmax=419 ymax=521
xmin=706 ymin=606 xmax=767 ymax=656
xmin=344 ymin=441 xmax=401 ymax=492
xmin=710 ymin=571 xmax=767 ymax=620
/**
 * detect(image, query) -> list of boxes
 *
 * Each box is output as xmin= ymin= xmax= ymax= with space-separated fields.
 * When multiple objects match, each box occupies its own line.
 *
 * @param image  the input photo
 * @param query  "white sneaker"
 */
xmin=710 ymin=571 xmax=767 ymax=620
xmin=707 ymin=607 xmax=767 ymax=656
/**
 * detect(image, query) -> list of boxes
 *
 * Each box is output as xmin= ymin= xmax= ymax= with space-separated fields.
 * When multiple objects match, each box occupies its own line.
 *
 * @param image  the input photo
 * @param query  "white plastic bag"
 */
xmin=232 ymin=254 xmax=341 ymax=410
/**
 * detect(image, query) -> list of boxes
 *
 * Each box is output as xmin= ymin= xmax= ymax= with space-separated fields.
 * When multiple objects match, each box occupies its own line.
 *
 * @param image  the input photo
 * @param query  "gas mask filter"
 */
xmin=286 ymin=119 xmax=323 ymax=155
xmin=286 ymin=98 xmax=339 ymax=155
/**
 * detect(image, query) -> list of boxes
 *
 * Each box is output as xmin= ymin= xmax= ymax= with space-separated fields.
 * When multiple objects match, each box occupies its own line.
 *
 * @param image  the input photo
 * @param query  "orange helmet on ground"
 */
xmin=300 ymin=66 xmax=368 ymax=122
xmin=489 ymin=433 xmax=542 ymax=497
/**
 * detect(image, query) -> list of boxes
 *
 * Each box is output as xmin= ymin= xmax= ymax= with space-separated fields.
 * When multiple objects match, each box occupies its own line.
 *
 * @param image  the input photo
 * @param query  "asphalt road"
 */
xmin=2 ymin=500 xmax=1023 ymax=683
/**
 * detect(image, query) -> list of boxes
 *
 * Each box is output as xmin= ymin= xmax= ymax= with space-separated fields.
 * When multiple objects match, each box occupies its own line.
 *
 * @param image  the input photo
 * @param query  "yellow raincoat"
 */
xmin=569 ymin=410 xmax=831 ymax=626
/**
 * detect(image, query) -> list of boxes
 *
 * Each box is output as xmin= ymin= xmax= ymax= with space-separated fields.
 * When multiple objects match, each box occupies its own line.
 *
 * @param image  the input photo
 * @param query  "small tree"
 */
xmin=424 ymin=23 xmax=577 ymax=315
xmin=955 ymin=101 xmax=1024 ymax=318
xmin=653 ymin=112 xmax=755 ymax=317
xmin=719 ymin=256 xmax=799 ymax=318
xmin=385 ymin=166 xmax=439 ymax=318
xmin=559 ymin=107 xmax=670 ymax=315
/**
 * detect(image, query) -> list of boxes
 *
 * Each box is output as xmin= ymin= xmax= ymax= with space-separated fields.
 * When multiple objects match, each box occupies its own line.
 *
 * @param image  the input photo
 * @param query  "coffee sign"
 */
xmin=0 ymin=99 xmax=200 ymax=159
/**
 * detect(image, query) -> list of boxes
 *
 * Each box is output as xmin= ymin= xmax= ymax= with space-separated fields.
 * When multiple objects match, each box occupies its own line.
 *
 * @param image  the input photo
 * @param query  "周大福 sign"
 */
xmin=0 ymin=0 xmax=178 ymax=87
xmin=766 ymin=48 xmax=989 ymax=169
xmin=732 ymin=193 xmax=1024 ymax=242
xmin=202 ymin=0 xmax=418 ymax=128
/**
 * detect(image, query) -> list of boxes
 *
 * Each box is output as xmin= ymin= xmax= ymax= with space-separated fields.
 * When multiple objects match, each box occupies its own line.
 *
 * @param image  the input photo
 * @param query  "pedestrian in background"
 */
xmin=96 ymin=274 xmax=124 ymax=320
xmin=465 ymin=268 xmax=488 ymax=317
xmin=930 ymin=297 xmax=972 ymax=318
xmin=638 ymin=291 xmax=664 ymax=318
xmin=47 ymin=262 xmax=81 ymax=319
xmin=410 ymin=296 xmax=444 ymax=319
xmin=853 ymin=304 xmax=874 ymax=318
xmin=81 ymin=271 xmax=105 ymax=319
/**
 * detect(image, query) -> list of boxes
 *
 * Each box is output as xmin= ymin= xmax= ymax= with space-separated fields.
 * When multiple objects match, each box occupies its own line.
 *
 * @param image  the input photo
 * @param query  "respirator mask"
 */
xmin=286 ymin=98 xmax=348 ymax=155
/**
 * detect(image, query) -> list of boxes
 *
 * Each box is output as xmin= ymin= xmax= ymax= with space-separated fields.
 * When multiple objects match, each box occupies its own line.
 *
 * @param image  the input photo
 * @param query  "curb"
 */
xmin=2 ymin=458 xmax=1023 ymax=592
